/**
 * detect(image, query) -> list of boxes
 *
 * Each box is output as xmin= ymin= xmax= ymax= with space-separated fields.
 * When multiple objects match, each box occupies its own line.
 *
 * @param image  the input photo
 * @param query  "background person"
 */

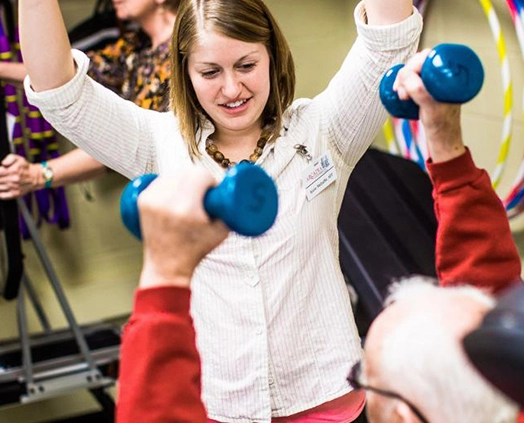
xmin=0 ymin=0 xmax=179 ymax=199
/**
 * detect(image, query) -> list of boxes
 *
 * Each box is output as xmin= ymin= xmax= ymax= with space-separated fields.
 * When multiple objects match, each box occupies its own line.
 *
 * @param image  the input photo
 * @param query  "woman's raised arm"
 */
xmin=19 ymin=0 xmax=76 ymax=91
xmin=363 ymin=0 xmax=413 ymax=25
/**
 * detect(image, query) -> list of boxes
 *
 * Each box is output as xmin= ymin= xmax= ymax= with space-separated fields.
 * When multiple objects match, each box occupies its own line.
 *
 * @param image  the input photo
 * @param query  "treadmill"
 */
xmin=0 ymin=136 xmax=122 ymax=422
xmin=0 ymin=199 xmax=121 ymax=417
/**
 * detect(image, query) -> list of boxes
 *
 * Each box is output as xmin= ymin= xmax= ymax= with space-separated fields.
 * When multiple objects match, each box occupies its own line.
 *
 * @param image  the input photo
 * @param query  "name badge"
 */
xmin=302 ymin=151 xmax=337 ymax=201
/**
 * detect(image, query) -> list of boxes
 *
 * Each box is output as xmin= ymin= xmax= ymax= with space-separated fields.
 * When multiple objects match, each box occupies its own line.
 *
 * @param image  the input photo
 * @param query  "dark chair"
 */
xmin=338 ymin=148 xmax=437 ymax=335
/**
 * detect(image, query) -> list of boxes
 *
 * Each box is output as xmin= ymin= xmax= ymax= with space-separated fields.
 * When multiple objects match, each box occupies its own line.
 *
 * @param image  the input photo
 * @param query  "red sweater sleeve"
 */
xmin=427 ymin=149 xmax=522 ymax=294
xmin=117 ymin=287 xmax=207 ymax=423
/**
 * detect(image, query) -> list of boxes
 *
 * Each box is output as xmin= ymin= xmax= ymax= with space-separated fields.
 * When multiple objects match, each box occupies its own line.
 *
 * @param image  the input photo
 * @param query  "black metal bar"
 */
xmin=0 ymin=77 xmax=23 ymax=300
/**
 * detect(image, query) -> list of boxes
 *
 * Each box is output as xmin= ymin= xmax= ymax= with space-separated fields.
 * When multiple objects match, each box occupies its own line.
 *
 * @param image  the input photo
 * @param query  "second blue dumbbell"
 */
xmin=120 ymin=162 xmax=279 ymax=240
xmin=380 ymin=43 xmax=485 ymax=120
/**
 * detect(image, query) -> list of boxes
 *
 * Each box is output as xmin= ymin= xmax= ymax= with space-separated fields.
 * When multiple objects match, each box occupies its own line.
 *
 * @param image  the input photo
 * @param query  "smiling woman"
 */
xmin=17 ymin=0 xmax=422 ymax=421
xmin=187 ymin=32 xmax=272 ymax=165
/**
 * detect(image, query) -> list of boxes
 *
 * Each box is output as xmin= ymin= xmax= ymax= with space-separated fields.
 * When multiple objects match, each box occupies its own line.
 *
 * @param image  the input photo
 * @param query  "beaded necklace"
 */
xmin=206 ymin=137 xmax=268 ymax=168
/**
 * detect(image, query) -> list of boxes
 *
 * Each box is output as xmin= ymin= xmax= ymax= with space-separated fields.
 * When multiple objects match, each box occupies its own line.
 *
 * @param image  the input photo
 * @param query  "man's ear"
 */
xmin=394 ymin=402 xmax=420 ymax=423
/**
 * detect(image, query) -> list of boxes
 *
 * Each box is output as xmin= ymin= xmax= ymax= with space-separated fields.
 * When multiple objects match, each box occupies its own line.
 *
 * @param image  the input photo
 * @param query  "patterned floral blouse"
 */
xmin=86 ymin=30 xmax=170 ymax=112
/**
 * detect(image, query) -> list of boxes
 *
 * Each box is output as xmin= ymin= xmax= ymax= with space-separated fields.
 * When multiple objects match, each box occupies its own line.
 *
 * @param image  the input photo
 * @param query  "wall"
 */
xmin=1 ymin=0 xmax=523 ymax=421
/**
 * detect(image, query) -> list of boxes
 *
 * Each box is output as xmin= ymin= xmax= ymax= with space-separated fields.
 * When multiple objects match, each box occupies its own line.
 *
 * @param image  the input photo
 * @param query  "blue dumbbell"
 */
xmin=120 ymin=161 xmax=279 ymax=239
xmin=380 ymin=43 xmax=485 ymax=120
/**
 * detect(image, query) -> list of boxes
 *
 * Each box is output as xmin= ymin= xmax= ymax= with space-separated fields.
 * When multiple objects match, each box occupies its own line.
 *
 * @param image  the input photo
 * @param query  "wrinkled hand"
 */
xmin=394 ymin=49 xmax=465 ymax=162
xmin=0 ymin=154 xmax=42 ymax=199
xmin=138 ymin=165 xmax=229 ymax=289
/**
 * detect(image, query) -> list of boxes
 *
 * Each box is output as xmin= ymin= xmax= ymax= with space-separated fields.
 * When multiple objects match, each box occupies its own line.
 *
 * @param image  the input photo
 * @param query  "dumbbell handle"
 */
xmin=380 ymin=43 xmax=485 ymax=120
xmin=120 ymin=162 xmax=279 ymax=240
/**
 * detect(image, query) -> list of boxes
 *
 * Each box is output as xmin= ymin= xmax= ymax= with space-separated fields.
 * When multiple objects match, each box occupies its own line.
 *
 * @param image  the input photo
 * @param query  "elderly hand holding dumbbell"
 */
xmin=381 ymin=44 xmax=485 ymax=163
xmin=124 ymin=162 xmax=279 ymax=289
xmin=393 ymin=49 xmax=464 ymax=162
xmin=137 ymin=166 xmax=230 ymax=291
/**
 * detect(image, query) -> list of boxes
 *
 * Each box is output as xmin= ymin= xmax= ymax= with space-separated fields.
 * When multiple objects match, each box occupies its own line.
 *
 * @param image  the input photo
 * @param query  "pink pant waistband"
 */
xmin=208 ymin=389 xmax=366 ymax=423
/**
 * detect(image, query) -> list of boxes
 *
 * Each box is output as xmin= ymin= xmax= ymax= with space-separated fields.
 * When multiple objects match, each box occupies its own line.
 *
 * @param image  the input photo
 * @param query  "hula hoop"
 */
xmin=480 ymin=0 xmax=513 ymax=190
xmin=501 ymin=0 xmax=524 ymax=216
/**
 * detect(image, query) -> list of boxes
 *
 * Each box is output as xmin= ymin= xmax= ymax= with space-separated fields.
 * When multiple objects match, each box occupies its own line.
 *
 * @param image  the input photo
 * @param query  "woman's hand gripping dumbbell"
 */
xmin=380 ymin=43 xmax=485 ymax=120
xmin=120 ymin=162 xmax=279 ymax=240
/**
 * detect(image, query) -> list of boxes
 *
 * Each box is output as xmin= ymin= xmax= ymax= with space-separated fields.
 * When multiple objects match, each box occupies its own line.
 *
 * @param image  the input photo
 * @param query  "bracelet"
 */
xmin=41 ymin=161 xmax=54 ymax=189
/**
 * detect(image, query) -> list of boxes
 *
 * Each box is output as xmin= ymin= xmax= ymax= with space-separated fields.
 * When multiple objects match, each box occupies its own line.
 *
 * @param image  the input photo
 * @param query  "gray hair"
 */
xmin=384 ymin=275 xmax=496 ymax=308
xmin=379 ymin=277 xmax=518 ymax=423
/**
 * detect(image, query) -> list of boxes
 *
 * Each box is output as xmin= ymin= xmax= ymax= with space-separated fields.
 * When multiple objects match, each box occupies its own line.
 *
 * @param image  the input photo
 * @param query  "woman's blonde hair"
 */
xmin=170 ymin=0 xmax=295 ymax=157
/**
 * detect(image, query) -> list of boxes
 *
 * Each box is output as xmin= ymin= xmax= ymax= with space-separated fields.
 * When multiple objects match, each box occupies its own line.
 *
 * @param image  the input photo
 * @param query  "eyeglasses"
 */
xmin=347 ymin=360 xmax=429 ymax=423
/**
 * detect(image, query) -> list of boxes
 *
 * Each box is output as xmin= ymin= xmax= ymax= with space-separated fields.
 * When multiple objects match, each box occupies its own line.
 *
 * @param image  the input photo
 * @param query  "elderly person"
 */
xmin=350 ymin=279 xmax=520 ymax=423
